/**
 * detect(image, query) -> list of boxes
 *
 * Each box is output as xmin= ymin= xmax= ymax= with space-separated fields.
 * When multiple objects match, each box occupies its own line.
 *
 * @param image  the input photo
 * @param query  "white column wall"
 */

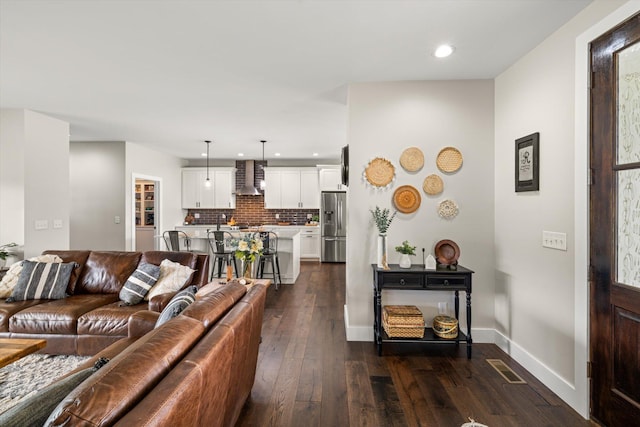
xmin=0 ymin=109 xmax=69 ymax=258
xmin=345 ymin=80 xmax=496 ymax=340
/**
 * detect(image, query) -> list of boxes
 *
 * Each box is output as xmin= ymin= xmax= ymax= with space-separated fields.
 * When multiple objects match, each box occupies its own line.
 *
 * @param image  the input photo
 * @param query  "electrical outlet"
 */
xmin=53 ymin=219 xmax=63 ymax=229
xmin=307 ymin=214 xmax=312 ymax=219
xmin=275 ymin=213 xmax=280 ymax=219
xmin=194 ymin=213 xmax=200 ymax=219
xmin=542 ymin=231 xmax=567 ymax=251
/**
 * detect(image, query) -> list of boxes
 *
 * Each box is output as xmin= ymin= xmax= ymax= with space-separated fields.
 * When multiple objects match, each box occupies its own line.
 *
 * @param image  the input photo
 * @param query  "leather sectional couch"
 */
xmin=0 ymin=250 xmax=210 ymax=355
xmin=46 ymin=280 xmax=269 ymax=426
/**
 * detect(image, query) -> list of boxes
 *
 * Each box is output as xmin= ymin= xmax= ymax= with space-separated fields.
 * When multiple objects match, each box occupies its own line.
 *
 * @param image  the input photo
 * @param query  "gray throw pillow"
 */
xmin=6 ymin=261 xmax=74 ymax=302
xmin=0 ymin=358 xmax=109 ymax=427
xmin=119 ymin=262 xmax=161 ymax=305
xmin=155 ymin=285 xmax=197 ymax=328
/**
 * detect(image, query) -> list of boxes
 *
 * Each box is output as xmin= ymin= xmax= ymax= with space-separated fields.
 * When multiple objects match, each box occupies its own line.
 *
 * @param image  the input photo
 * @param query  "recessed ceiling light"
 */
xmin=275 ymin=152 xmax=281 ymax=157
xmin=238 ymin=153 xmax=244 ymax=157
xmin=434 ymin=44 xmax=454 ymax=58
xmin=312 ymin=152 xmax=319 ymax=157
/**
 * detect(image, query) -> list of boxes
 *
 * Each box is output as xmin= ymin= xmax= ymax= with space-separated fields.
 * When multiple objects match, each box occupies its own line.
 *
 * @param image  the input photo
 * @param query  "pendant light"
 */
xmin=204 ymin=140 xmax=212 ymax=187
xmin=260 ymin=140 xmax=266 ymax=190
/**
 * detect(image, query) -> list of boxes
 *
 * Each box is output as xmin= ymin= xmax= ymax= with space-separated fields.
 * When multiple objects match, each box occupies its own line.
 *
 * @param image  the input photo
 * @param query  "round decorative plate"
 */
xmin=436 ymin=147 xmax=463 ymax=173
xmin=434 ymin=239 xmax=460 ymax=265
xmin=399 ymin=147 xmax=424 ymax=172
xmin=438 ymin=199 xmax=459 ymax=219
xmin=393 ymin=185 xmax=421 ymax=213
xmin=423 ymin=174 xmax=444 ymax=195
xmin=364 ymin=157 xmax=395 ymax=187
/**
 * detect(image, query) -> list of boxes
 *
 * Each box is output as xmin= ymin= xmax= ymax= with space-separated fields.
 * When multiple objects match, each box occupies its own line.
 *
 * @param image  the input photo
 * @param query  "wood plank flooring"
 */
xmin=236 ymin=262 xmax=595 ymax=427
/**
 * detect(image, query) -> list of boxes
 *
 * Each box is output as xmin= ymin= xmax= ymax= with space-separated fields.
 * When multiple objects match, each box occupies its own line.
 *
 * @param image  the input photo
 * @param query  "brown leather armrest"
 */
xmin=128 ymin=310 xmax=160 ymax=337
xmin=149 ymin=292 xmax=177 ymax=312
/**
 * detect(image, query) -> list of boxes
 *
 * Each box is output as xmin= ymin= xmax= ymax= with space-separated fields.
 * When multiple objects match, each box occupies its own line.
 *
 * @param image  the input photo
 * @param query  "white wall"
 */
xmin=125 ymin=142 xmax=185 ymax=251
xmin=70 ymin=141 xmax=126 ymax=250
xmin=345 ymin=80 xmax=496 ymax=340
xmin=494 ymin=0 xmax=632 ymax=418
xmin=0 ymin=109 xmax=26 ymax=255
xmin=0 ymin=109 xmax=70 ymax=258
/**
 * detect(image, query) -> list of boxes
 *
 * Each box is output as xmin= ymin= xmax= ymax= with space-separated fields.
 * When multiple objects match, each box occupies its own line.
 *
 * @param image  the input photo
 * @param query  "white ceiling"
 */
xmin=0 ymin=0 xmax=592 ymax=161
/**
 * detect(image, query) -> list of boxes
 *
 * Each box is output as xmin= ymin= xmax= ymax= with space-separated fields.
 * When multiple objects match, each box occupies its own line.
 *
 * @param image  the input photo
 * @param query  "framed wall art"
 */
xmin=515 ymin=132 xmax=539 ymax=192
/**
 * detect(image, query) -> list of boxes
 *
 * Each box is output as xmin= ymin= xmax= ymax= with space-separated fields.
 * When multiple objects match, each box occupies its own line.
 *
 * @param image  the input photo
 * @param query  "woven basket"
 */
xmin=383 ymin=305 xmax=425 ymax=338
xmin=433 ymin=315 xmax=458 ymax=339
xmin=400 ymin=147 xmax=424 ymax=172
xmin=365 ymin=158 xmax=395 ymax=187
xmin=436 ymin=147 xmax=463 ymax=173
xmin=423 ymin=174 xmax=444 ymax=195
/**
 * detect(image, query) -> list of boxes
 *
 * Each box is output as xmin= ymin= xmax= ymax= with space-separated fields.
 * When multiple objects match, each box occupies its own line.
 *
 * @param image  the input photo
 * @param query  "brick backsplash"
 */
xmin=188 ymin=195 xmax=319 ymax=226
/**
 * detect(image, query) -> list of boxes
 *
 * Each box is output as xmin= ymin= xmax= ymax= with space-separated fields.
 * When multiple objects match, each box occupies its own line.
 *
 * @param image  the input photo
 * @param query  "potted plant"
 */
xmin=370 ymin=206 xmax=396 ymax=269
xmin=395 ymin=240 xmax=416 ymax=268
xmin=0 ymin=242 xmax=17 ymax=268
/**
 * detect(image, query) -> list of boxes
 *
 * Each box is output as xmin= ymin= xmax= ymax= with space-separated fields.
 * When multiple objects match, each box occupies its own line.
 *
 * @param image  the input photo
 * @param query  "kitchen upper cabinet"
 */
xmin=182 ymin=168 xmax=235 ymax=209
xmin=213 ymin=169 xmax=236 ymax=208
xmin=264 ymin=167 xmax=319 ymax=209
xmin=318 ymin=165 xmax=346 ymax=191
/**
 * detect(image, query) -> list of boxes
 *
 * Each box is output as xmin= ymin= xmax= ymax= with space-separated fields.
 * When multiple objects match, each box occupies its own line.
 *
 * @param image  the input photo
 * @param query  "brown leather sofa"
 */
xmin=0 ymin=250 xmax=209 ymax=355
xmin=45 ymin=280 xmax=269 ymax=427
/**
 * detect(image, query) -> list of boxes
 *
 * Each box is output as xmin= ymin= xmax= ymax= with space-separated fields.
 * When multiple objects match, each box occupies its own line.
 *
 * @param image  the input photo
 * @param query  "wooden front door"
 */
xmin=590 ymin=13 xmax=640 ymax=427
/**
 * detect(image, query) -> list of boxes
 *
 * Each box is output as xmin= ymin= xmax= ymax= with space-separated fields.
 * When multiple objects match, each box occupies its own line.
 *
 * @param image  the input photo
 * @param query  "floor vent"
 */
xmin=486 ymin=359 xmax=527 ymax=384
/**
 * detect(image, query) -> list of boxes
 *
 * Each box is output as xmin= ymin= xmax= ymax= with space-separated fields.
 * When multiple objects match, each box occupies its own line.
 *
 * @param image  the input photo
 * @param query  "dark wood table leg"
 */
xmin=466 ymin=292 xmax=472 ymax=359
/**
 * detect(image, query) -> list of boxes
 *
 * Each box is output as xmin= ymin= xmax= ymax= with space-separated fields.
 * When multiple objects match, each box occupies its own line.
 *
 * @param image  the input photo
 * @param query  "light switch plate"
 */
xmin=543 ymin=231 xmax=567 ymax=251
xmin=114 ymin=216 xmax=121 ymax=224
xmin=35 ymin=219 xmax=48 ymax=230
xmin=53 ymin=219 xmax=63 ymax=229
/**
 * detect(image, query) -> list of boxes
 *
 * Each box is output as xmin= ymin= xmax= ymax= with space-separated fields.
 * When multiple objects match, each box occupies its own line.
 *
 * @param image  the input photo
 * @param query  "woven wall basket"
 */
xmin=365 ymin=157 xmax=395 ymax=187
xmin=436 ymin=147 xmax=463 ymax=173
xmin=399 ymin=147 xmax=424 ymax=172
xmin=423 ymin=174 xmax=444 ymax=195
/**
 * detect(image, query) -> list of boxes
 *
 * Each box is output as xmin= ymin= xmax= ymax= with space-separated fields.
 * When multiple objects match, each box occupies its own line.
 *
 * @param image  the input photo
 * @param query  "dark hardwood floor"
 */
xmin=236 ymin=262 xmax=594 ymax=427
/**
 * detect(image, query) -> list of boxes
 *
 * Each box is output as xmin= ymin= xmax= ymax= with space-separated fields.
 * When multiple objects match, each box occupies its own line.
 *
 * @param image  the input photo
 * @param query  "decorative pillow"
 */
xmin=155 ymin=286 xmax=197 ymax=328
xmin=7 ymin=261 xmax=74 ymax=302
xmin=146 ymin=259 xmax=195 ymax=301
xmin=119 ymin=262 xmax=161 ymax=305
xmin=0 ymin=255 xmax=63 ymax=298
xmin=0 ymin=358 xmax=109 ymax=427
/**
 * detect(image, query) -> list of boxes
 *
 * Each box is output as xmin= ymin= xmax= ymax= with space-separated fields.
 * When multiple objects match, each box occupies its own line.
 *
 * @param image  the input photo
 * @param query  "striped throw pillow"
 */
xmin=7 ymin=261 xmax=74 ymax=301
xmin=155 ymin=286 xmax=197 ymax=328
xmin=119 ymin=262 xmax=161 ymax=305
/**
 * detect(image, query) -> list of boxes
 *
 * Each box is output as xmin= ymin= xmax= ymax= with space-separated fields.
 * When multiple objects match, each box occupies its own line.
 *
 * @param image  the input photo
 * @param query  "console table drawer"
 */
xmin=381 ymin=274 xmax=423 ymax=288
xmin=426 ymin=275 xmax=467 ymax=288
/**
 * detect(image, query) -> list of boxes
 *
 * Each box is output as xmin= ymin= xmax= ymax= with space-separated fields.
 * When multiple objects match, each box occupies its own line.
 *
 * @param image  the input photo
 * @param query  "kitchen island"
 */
xmin=174 ymin=225 xmax=300 ymax=284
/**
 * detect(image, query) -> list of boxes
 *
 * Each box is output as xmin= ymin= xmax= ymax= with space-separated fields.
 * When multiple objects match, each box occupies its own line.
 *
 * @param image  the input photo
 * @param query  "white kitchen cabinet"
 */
xmin=264 ymin=167 xmax=319 ymax=209
xmin=318 ymin=165 xmax=346 ymax=191
xmin=182 ymin=167 xmax=235 ymax=209
xmin=298 ymin=226 xmax=320 ymax=259
xmin=213 ymin=169 xmax=236 ymax=208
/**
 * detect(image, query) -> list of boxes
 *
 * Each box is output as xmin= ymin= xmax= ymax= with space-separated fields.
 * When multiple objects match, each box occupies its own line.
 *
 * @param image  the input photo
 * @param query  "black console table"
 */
xmin=372 ymin=264 xmax=474 ymax=358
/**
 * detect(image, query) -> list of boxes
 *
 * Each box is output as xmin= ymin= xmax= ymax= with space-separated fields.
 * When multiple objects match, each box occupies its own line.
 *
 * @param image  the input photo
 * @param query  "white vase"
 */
xmin=399 ymin=254 xmax=411 ymax=268
xmin=377 ymin=234 xmax=389 ymax=269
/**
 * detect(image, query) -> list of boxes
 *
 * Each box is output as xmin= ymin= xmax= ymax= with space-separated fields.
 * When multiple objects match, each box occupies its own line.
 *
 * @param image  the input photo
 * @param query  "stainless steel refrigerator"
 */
xmin=321 ymin=191 xmax=347 ymax=262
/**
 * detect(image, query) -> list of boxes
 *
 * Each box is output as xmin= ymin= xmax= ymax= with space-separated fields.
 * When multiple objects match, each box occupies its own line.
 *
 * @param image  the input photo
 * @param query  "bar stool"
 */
xmin=256 ymin=231 xmax=281 ymax=290
xmin=162 ymin=230 xmax=191 ymax=251
xmin=207 ymin=230 xmax=238 ymax=280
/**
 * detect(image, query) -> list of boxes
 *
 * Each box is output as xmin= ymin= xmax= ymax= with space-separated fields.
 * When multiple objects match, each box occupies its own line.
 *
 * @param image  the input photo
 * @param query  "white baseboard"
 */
xmin=344 ymin=305 xmax=374 ymax=341
xmin=492 ymin=329 xmax=583 ymax=418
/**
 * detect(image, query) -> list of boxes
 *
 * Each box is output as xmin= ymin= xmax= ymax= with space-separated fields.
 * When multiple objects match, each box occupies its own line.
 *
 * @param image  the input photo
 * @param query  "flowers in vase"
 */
xmin=231 ymin=234 xmax=264 ymax=263
xmin=0 ymin=242 xmax=17 ymax=261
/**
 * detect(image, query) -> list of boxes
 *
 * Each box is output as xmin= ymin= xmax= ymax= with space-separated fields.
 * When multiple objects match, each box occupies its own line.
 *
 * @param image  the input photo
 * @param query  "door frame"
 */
xmin=131 ymin=173 xmax=162 ymax=251
xmin=574 ymin=2 xmax=639 ymax=419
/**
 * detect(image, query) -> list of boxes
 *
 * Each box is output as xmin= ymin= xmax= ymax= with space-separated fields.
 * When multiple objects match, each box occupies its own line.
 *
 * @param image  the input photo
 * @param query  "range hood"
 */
xmin=236 ymin=160 xmax=261 ymax=196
